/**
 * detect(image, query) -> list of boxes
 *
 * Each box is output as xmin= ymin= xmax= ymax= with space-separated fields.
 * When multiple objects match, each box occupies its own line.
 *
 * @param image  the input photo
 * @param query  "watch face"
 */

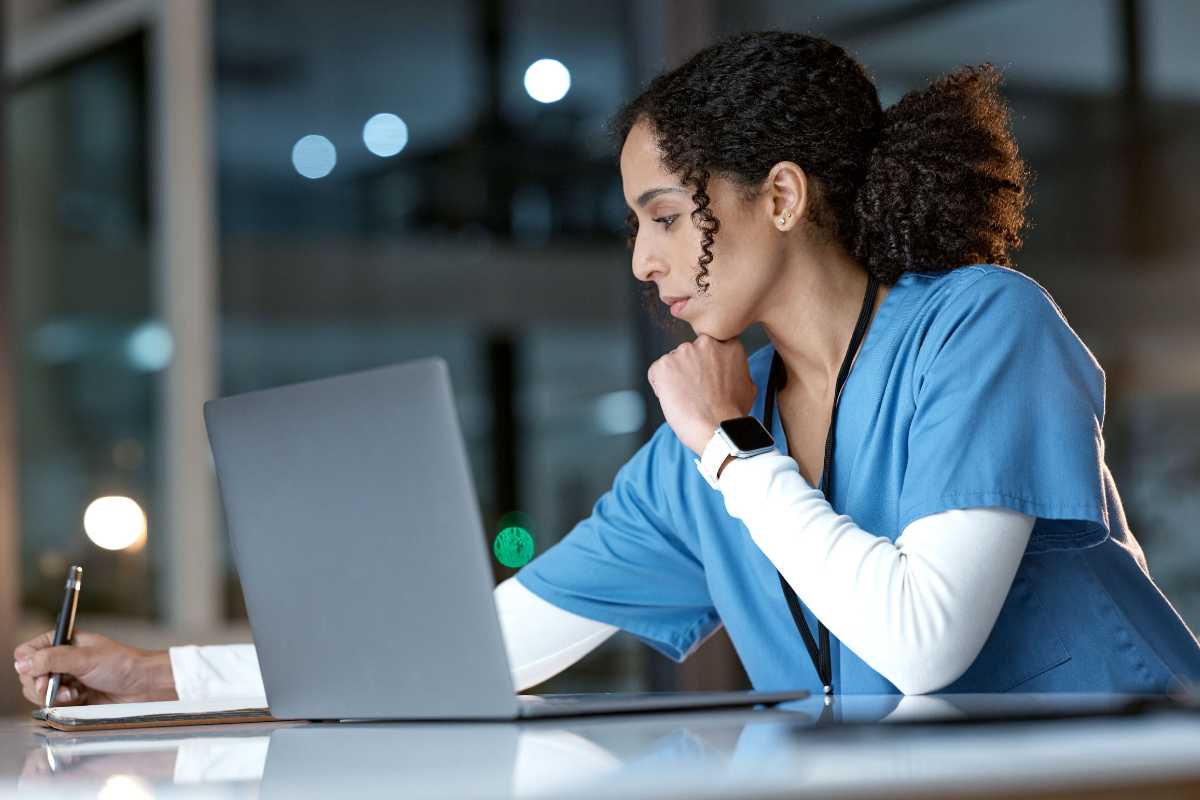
xmin=719 ymin=416 xmax=774 ymax=451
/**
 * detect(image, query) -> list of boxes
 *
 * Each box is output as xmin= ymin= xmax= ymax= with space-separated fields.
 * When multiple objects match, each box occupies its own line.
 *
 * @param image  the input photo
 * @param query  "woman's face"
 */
xmin=619 ymin=119 xmax=787 ymax=341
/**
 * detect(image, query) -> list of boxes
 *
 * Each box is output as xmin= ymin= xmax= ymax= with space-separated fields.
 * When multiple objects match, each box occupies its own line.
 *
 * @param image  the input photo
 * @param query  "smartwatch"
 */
xmin=694 ymin=416 xmax=776 ymax=489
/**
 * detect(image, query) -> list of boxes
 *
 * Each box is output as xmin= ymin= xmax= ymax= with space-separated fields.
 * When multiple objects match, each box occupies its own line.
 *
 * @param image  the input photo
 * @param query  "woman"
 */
xmin=15 ymin=31 xmax=1200 ymax=705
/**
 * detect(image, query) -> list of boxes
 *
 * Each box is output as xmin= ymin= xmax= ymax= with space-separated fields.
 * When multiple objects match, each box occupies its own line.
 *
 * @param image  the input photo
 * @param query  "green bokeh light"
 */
xmin=493 ymin=525 xmax=535 ymax=568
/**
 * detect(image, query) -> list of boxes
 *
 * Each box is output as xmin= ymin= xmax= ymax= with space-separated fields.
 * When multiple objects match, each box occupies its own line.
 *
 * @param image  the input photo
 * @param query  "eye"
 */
xmin=654 ymin=214 xmax=679 ymax=230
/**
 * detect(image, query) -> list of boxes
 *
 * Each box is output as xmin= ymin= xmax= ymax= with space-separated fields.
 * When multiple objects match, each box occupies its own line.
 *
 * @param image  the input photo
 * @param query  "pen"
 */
xmin=44 ymin=565 xmax=82 ymax=708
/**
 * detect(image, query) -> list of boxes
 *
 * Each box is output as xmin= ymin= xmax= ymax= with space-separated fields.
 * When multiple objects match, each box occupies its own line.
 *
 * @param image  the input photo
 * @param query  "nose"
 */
xmin=631 ymin=237 xmax=667 ymax=284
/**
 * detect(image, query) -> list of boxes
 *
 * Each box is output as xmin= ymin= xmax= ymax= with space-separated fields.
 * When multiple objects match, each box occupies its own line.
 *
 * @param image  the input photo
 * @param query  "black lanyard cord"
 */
xmin=762 ymin=273 xmax=880 ymax=696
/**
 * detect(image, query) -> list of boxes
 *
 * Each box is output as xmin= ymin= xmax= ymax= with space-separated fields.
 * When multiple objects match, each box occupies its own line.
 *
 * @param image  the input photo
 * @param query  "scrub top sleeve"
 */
xmin=898 ymin=271 xmax=1110 ymax=550
xmin=515 ymin=423 xmax=720 ymax=663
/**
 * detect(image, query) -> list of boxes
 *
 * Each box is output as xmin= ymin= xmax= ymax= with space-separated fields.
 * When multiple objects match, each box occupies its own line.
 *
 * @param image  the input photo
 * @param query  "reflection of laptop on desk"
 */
xmin=204 ymin=357 xmax=807 ymax=720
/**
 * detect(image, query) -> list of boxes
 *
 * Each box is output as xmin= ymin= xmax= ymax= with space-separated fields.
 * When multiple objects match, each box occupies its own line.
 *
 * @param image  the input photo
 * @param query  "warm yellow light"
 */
xmin=83 ymin=496 xmax=147 ymax=551
xmin=98 ymin=774 xmax=154 ymax=800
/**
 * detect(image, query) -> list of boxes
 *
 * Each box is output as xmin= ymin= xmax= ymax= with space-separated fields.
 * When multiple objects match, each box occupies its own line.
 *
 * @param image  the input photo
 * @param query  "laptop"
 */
xmin=203 ymin=357 xmax=808 ymax=720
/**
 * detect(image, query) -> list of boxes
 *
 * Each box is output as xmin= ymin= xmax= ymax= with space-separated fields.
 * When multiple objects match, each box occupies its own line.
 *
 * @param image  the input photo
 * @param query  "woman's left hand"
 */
xmin=647 ymin=335 xmax=757 ymax=456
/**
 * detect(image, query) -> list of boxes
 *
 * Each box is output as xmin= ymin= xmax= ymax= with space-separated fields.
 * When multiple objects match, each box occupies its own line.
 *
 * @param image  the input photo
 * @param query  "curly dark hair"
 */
xmin=612 ymin=30 xmax=1032 ymax=293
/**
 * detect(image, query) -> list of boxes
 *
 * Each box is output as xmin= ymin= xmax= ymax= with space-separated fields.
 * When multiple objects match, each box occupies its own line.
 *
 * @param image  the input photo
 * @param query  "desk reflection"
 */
xmin=14 ymin=693 xmax=1177 ymax=798
xmin=19 ymin=728 xmax=274 ymax=797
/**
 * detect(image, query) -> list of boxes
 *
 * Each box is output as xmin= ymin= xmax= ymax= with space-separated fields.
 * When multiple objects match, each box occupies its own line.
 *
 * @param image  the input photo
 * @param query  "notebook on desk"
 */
xmin=33 ymin=697 xmax=273 ymax=732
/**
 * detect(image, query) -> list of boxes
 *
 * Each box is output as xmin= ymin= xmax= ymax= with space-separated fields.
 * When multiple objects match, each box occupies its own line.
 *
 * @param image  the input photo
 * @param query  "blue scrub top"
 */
xmin=517 ymin=264 xmax=1200 ymax=694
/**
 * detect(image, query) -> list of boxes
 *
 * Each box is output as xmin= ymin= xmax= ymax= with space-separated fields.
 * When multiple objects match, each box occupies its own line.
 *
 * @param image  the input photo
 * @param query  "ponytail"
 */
xmin=851 ymin=64 xmax=1033 ymax=283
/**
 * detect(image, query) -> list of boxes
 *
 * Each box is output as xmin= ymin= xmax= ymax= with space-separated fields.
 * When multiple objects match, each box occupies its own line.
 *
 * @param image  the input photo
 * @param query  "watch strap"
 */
xmin=694 ymin=429 xmax=732 ymax=490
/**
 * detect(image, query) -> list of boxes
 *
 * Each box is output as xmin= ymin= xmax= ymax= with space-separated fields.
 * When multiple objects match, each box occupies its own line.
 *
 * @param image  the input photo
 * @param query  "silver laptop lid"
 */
xmin=204 ymin=358 xmax=519 ymax=719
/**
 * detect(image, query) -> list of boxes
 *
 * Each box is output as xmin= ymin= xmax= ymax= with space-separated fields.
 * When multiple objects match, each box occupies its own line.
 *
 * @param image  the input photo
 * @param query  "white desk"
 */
xmin=3 ymin=693 xmax=1200 ymax=798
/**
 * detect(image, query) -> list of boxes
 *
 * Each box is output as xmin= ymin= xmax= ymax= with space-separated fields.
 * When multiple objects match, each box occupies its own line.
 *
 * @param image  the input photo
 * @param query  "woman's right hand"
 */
xmin=12 ymin=630 xmax=178 ymax=707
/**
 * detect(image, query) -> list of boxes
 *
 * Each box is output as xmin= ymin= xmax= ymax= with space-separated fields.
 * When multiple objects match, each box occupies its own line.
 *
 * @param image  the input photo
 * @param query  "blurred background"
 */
xmin=2 ymin=0 xmax=1199 ymax=713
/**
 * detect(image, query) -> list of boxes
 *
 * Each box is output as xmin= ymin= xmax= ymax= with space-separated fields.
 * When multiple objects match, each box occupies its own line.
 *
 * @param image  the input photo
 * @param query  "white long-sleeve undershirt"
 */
xmin=167 ymin=578 xmax=618 ymax=701
xmin=715 ymin=448 xmax=1034 ymax=695
xmin=170 ymin=452 xmax=1033 ymax=700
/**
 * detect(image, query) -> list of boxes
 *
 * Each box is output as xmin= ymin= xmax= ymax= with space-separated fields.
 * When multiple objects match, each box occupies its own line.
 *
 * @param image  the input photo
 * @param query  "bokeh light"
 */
xmin=493 ymin=526 xmax=535 ymax=568
xmin=523 ymin=58 xmax=571 ymax=103
xmin=83 ymin=496 xmax=147 ymax=552
xmin=593 ymin=389 xmax=645 ymax=436
xmin=363 ymin=113 xmax=409 ymax=157
xmin=494 ymin=511 xmax=537 ymax=568
xmin=291 ymin=134 xmax=337 ymax=179
xmin=126 ymin=321 xmax=174 ymax=371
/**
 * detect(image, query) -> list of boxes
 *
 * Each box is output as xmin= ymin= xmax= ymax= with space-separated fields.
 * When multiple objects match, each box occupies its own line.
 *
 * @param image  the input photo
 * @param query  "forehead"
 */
xmin=620 ymin=121 xmax=676 ymax=191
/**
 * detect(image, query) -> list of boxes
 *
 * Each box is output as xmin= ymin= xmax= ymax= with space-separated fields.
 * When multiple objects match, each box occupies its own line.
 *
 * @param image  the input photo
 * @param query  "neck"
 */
xmin=759 ymin=245 xmax=887 ymax=398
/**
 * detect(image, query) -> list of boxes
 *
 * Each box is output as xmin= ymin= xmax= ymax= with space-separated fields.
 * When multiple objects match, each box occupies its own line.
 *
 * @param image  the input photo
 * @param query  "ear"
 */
xmin=763 ymin=161 xmax=809 ymax=231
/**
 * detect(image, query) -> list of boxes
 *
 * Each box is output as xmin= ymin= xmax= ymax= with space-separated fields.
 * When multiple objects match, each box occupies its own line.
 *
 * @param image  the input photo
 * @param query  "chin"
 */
xmin=684 ymin=304 xmax=747 ymax=341
xmin=688 ymin=319 xmax=736 ymax=341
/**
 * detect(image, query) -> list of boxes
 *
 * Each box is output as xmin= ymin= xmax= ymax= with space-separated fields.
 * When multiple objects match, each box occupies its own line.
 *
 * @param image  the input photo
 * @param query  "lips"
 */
xmin=661 ymin=296 xmax=690 ymax=317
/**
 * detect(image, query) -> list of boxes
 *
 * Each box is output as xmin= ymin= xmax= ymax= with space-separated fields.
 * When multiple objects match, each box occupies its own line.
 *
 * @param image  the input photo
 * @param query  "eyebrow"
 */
xmin=635 ymin=187 xmax=686 ymax=208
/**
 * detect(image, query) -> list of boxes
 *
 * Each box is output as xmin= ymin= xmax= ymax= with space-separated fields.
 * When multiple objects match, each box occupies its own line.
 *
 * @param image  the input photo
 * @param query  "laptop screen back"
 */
xmin=204 ymin=358 xmax=518 ymax=719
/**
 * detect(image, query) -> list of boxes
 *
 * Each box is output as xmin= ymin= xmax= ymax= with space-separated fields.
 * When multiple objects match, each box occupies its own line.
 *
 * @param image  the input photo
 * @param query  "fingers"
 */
xmin=12 ymin=632 xmax=110 ymax=708
xmin=38 ymin=646 xmax=90 ymax=678
xmin=21 ymin=679 xmax=39 ymax=707
xmin=52 ymin=678 xmax=84 ymax=706
xmin=17 ymin=645 xmax=92 ymax=681
xmin=70 ymin=631 xmax=106 ymax=647
xmin=17 ymin=673 xmax=40 ymax=701
xmin=21 ymin=675 xmax=48 ymax=707
xmin=19 ymin=674 xmax=85 ymax=707
xmin=13 ymin=630 xmax=55 ymax=663
xmin=13 ymin=630 xmax=101 ymax=664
